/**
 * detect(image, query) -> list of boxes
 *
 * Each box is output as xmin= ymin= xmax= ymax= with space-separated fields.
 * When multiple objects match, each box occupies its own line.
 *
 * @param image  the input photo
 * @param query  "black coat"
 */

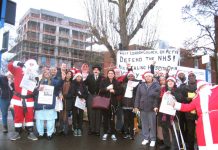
xmin=0 ymin=76 xmax=14 ymax=100
xmin=99 ymin=78 xmax=122 ymax=107
xmin=84 ymin=74 xmax=104 ymax=95
xmin=62 ymin=80 xmax=74 ymax=111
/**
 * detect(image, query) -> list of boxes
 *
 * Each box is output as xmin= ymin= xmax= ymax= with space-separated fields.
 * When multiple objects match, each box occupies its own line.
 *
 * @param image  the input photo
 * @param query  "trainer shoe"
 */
xmin=77 ymin=129 xmax=82 ymax=136
xmin=27 ymin=132 xmax=38 ymax=141
xmin=150 ymin=141 xmax=156 ymax=147
xmin=74 ymin=129 xmax=78 ymax=136
xmin=111 ymin=134 xmax=117 ymax=141
xmin=102 ymin=134 xmax=108 ymax=141
xmin=10 ymin=132 xmax=21 ymax=141
xmin=142 ymin=139 xmax=149 ymax=145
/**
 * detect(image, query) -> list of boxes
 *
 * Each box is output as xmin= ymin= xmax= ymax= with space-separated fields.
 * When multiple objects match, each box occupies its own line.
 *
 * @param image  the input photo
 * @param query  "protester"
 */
xmin=0 ymin=72 xmax=14 ymax=133
xmin=60 ymin=70 xmax=74 ymax=135
xmin=72 ymin=72 xmax=89 ymax=136
xmin=8 ymin=59 xmax=39 ymax=141
xmin=99 ymin=69 xmax=122 ymax=141
xmin=170 ymin=80 xmax=218 ymax=150
xmin=134 ymin=71 xmax=160 ymax=147
xmin=84 ymin=64 xmax=104 ymax=136
xmin=35 ymin=69 xmax=64 ymax=140
xmin=122 ymin=71 xmax=139 ymax=140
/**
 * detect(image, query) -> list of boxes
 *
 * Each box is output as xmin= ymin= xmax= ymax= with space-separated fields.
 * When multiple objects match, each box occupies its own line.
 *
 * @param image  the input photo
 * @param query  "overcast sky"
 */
xmin=0 ymin=0 xmax=197 ymax=51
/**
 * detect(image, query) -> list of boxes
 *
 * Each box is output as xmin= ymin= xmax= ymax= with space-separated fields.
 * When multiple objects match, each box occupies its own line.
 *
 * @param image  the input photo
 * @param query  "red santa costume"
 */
xmin=8 ymin=59 xmax=38 ymax=134
xmin=174 ymin=80 xmax=218 ymax=150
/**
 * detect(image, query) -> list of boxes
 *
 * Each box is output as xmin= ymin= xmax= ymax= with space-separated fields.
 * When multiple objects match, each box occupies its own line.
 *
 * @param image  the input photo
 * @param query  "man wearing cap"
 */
xmin=84 ymin=64 xmax=104 ymax=136
xmin=170 ymin=80 xmax=218 ymax=150
xmin=134 ymin=71 xmax=160 ymax=147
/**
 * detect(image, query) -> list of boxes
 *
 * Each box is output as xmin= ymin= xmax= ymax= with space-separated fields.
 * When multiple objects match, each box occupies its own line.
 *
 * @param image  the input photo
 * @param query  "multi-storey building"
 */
xmin=9 ymin=8 xmax=103 ymax=67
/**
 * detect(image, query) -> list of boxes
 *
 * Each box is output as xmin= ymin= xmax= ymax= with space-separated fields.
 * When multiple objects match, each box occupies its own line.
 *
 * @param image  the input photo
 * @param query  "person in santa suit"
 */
xmin=171 ymin=80 xmax=218 ymax=150
xmin=8 ymin=59 xmax=39 ymax=141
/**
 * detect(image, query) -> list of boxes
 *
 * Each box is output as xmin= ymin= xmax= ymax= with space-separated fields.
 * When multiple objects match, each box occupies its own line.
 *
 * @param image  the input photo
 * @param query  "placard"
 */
xmin=38 ymin=85 xmax=54 ymax=105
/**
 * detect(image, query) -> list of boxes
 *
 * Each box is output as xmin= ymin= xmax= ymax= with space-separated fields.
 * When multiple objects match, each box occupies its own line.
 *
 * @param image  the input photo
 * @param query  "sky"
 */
xmin=0 ymin=0 xmax=198 ymax=53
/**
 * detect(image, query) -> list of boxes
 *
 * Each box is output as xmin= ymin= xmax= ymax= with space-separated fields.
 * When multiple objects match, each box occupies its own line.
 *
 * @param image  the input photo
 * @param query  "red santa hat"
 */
xmin=166 ymin=76 xmax=176 ymax=83
xmin=114 ymin=67 xmax=121 ymax=73
xmin=188 ymin=71 xmax=196 ymax=77
xmin=176 ymin=70 xmax=185 ymax=77
xmin=71 ymin=67 xmax=79 ymax=74
xmin=127 ymin=71 xmax=135 ymax=77
xmin=197 ymin=80 xmax=210 ymax=90
xmin=73 ymin=70 xmax=83 ymax=80
xmin=142 ymin=71 xmax=153 ymax=79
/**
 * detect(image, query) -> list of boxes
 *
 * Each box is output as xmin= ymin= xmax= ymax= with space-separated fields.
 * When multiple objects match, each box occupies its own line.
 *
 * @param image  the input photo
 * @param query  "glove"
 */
xmin=78 ymin=94 xmax=84 ymax=98
xmin=17 ymin=62 xmax=25 ymax=68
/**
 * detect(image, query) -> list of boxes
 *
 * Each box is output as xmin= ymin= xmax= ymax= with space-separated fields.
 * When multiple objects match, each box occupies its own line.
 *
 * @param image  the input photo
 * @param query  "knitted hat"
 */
xmin=176 ymin=70 xmax=185 ymax=76
xmin=167 ymin=76 xmax=176 ymax=83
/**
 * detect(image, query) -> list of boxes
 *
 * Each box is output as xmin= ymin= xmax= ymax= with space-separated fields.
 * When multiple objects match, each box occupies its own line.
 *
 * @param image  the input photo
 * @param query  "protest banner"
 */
xmin=117 ymin=49 xmax=180 ymax=79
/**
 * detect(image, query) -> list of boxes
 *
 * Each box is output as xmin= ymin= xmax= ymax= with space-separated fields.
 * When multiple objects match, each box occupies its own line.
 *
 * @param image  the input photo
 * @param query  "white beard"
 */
xmin=199 ymin=85 xmax=212 ymax=96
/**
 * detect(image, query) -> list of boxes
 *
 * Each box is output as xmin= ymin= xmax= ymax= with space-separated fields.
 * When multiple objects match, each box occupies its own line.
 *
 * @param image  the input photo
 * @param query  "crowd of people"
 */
xmin=0 ymin=59 xmax=217 ymax=150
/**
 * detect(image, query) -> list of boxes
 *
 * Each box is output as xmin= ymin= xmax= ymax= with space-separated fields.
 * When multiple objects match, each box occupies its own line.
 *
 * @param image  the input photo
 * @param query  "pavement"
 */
xmin=0 ymin=112 xmax=160 ymax=150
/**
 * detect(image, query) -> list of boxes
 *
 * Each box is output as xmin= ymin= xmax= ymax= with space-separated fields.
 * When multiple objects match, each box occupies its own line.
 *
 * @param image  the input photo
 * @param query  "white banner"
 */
xmin=117 ymin=49 xmax=180 ymax=79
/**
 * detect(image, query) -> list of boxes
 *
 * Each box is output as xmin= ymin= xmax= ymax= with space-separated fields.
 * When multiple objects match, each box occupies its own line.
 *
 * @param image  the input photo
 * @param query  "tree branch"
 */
xmin=128 ymin=0 xmax=159 ymax=41
xmin=126 ymin=0 xmax=135 ymax=17
xmin=108 ymin=0 xmax=118 ymax=5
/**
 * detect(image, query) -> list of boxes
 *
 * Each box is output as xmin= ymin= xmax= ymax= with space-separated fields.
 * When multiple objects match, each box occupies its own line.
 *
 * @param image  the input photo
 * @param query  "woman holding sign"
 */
xmin=159 ymin=76 xmax=183 ymax=150
xmin=71 ymin=71 xmax=88 ymax=136
xmin=35 ymin=69 xmax=64 ymax=140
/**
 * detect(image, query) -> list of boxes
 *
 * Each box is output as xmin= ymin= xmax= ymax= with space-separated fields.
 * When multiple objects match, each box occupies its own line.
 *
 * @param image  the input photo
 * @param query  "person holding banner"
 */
xmin=134 ymin=71 xmax=160 ymax=147
xmin=8 ymin=59 xmax=39 ymax=141
xmin=35 ymin=69 xmax=64 ymax=140
xmin=159 ymin=76 xmax=183 ymax=150
xmin=170 ymin=80 xmax=218 ymax=150
xmin=71 ymin=71 xmax=88 ymax=136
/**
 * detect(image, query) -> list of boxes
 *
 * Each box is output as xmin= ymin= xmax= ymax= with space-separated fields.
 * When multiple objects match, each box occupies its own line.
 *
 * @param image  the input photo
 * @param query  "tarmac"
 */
xmin=0 ymin=112 xmax=160 ymax=150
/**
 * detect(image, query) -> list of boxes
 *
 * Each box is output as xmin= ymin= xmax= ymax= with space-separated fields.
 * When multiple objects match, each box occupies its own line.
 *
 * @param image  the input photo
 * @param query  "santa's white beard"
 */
xmin=22 ymin=67 xmax=38 ymax=75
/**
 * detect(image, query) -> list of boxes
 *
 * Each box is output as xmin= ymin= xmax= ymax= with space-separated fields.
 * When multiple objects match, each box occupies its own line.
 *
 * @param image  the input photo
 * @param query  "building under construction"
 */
xmin=9 ymin=8 xmax=103 ymax=67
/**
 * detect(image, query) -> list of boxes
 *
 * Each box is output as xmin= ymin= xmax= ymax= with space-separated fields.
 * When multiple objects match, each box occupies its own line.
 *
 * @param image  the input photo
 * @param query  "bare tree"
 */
xmin=182 ymin=0 xmax=218 ymax=83
xmin=85 ymin=0 xmax=159 ymax=63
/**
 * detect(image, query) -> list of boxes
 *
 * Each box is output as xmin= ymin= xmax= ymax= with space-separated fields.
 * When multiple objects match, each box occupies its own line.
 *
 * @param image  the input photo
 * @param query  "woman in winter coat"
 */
xmin=71 ymin=72 xmax=89 ymax=136
xmin=0 ymin=72 xmax=14 ymax=133
xmin=35 ymin=69 xmax=64 ymax=140
xmin=99 ymin=69 xmax=122 ymax=141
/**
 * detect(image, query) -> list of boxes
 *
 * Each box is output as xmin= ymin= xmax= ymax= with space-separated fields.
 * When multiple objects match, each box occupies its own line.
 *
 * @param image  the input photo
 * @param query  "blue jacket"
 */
xmin=34 ymin=77 xmax=63 ymax=110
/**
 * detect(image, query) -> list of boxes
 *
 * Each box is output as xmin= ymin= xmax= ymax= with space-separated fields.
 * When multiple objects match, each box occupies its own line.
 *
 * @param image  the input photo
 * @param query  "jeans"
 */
xmin=36 ymin=119 xmax=56 ymax=136
xmin=0 ymin=98 xmax=14 ymax=126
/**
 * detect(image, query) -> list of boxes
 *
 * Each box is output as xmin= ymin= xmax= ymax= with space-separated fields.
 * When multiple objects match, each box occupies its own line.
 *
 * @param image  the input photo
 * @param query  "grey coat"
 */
xmin=134 ymin=80 xmax=160 ymax=112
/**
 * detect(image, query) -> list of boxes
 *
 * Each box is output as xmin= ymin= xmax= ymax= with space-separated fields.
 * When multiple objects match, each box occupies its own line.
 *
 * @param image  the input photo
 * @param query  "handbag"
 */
xmin=92 ymin=93 xmax=111 ymax=110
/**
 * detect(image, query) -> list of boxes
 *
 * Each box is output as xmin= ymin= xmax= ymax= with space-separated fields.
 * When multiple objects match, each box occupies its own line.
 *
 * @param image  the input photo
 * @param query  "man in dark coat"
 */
xmin=84 ymin=65 xmax=104 ymax=136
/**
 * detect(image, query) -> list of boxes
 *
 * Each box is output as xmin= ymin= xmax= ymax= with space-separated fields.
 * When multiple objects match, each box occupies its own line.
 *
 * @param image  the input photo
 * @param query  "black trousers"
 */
xmin=72 ymin=106 xmax=84 ymax=130
xmin=102 ymin=108 xmax=115 ymax=134
xmin=87 ymin=94 xmax=102 ymax=133
xmin=123 ymin=109 xmax=134 ymax=136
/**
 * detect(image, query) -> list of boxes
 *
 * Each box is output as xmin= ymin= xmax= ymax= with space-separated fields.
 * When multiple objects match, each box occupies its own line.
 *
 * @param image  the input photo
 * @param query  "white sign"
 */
xmin=75 ymin=96 xmax=86 ymax=110
xmin=117 ymin=49 xmax=180 ymax=79
xmin=159 ymin=92 xmax=176 ymax=116
xmin=55 ymin=97 xmax=63 ymax=112
xmin=202 ymin=55 xmax=210 ymax=64
xmin=124 ymin=81 xmax=139 ymax=98
xmin=20 ymin=72 xmax=38 ymax=92
xmin=38 ymin=85 xmax=54 ymax=105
